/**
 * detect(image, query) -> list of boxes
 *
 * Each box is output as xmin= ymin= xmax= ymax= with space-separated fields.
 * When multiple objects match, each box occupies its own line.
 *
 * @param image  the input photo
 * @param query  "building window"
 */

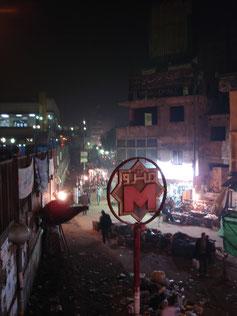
xmin=132 ymin=107 xmax=157 ymax=126
xmin=117 ymin=139 xmax=126 ymax=147
xmin=147 ymin=149 xmax=157 ymax=161
xmin=145 ymin=113 xmax=152 ymax=126
xmin=211 ymin=126 xmax=226 ymax=141
xmin=137 ymin=139 xmax=146 ymax=147
xmin=172 ymin=149 xmax=183 ymax=165
xmin=127 ymin=139 xmax=136 ymax=147
xmin=147 ymin=138 xmax=157 ymax=147
xmin=127 ymin=149 xmax=136 ymax=158
xmin=117 ymin=149 xmax=126 ymax=162
xmin=137 ymin=149 xmax=146 ymax=157
xmin=170 ymin=106 xmax=184 ymax=122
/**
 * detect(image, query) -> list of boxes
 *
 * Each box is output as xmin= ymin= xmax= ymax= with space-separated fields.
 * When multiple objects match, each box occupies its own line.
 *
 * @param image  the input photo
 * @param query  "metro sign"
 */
xmin=111 ymin=160 xmax=164 ymax=221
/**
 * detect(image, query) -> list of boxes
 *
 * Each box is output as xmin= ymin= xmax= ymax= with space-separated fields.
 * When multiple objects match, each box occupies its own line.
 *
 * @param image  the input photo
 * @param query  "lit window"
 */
xmin=172 ymin=150 xmax=183 ymax=165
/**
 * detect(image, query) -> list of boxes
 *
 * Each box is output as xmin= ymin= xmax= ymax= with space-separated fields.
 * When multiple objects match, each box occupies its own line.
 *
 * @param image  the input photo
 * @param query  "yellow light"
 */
xmin=57 ymin=191 xmax=67 ymax=201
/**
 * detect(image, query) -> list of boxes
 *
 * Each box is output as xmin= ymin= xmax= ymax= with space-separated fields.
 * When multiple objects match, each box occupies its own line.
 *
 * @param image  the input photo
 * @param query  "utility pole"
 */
xmin=80 ymin=119 xmax=88 ymax=174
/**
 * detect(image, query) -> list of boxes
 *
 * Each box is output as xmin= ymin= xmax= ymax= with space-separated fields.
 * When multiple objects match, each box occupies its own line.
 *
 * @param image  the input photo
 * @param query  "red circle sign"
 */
xmin=107 ymin=157 xmax=167 ymax=226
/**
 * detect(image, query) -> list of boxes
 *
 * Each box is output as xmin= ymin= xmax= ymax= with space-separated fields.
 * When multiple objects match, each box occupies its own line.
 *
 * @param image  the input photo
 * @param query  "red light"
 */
xmin=61 ymin=143 xmax=64 ymax=147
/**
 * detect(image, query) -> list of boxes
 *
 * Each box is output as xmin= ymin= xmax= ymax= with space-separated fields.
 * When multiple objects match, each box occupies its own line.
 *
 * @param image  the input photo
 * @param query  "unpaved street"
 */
xmin=26 ymin=192 xmax=237 ymax=316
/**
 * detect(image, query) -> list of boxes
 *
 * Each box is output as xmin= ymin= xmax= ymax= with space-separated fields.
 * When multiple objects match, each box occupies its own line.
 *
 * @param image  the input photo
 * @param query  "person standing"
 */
xmin=77 ymin=186 xmax=82 ymax=204
xmin=167 ymin=197 xmax=176 ymax=213
xmin=96 ymin=185 xmax=102 ymax=205
xmin=195 ymin=232 xmax=211 ymax=276
xmin=99 ymin=210 xmax=112 ymax=244
xmin=81 ymin=191 xmax=89 ymax=215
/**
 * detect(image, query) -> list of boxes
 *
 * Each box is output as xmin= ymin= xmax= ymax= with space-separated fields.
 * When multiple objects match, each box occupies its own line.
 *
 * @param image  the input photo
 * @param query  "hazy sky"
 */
xmin=0 ymin=1 xmax=151 ymax=125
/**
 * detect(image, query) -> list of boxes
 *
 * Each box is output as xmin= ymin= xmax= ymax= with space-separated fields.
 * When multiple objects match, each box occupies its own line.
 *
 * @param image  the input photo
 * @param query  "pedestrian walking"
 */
xmin=77 ymin=186 xmax=82 ymax=204
xmin=99 ymin=210 xmax=112 ymax=244
xmin=81 ymin=191 xmax=89 ymax=215
xmin=195 ymin=232 xmax=211 ymax=276
xmin=96 ymin=185 xmax=103 ymax=205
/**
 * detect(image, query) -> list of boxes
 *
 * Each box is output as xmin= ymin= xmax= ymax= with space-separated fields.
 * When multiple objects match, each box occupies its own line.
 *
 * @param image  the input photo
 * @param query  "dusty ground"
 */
xmin=25 ymin=190 xmax=237 ymax=316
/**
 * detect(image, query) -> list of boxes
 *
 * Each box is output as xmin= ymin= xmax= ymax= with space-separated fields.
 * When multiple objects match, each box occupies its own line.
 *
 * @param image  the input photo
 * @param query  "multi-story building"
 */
xmin=0 ymin=93 xmax=61 ymax=155
xmin=116 ymin=0 xmax=235 ymax=200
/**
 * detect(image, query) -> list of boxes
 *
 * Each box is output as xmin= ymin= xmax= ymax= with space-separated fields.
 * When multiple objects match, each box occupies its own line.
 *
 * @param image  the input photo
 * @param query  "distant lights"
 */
xmin=87 ymin=142 xmax=90 ymax=146
xmin=16 ymin=114 xmax=22 ymax=117
xmin=83 ymin=120 xmax=86 ymax=125
xmin=29 ymin=114 xmax=35 ymax=117
xmin=10 ymin=138 xmax=16 ymax=144
xmin=1 ymin=114 xmax=9 ymax=118
xmin=36 ymin=125 xmax=40 ymax=129
xmin=39 ymin=116 xmax=43 ymax=121
xmin=33 ymin=125 xmax=36 ymax=129
xmin=83 ymin=127 xmax=86 ymax=131
xmin=71 ymin=127 xmax=74 ymax=131
xmin=0 ymin=137 xmax=6 ymax=143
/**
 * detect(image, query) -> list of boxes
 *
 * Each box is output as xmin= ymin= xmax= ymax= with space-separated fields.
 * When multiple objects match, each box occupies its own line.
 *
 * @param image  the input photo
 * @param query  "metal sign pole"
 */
xmin=134 ymin=223 xmax=141 ymax=315
xmin=107 ymin=157 xmax=167 ymax=316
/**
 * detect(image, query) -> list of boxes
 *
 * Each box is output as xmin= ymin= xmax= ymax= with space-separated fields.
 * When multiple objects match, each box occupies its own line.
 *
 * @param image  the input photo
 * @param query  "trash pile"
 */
xmin=104 ymin=224 xmax=216 ymax=260
xmin=122 ymin=270 xmax=206 ymax=315
xmin=172 ymin=210 xmax=219 ymax=229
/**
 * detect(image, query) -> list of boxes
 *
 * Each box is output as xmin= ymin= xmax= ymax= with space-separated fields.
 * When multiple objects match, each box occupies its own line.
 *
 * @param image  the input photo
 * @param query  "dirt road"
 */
xmin=26 ymin=192 xmax=237 ymax=316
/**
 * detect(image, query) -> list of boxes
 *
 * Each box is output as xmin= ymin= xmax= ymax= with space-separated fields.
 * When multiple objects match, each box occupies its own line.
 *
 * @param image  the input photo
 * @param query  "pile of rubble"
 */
xmin=137 ymin=270 xmax=205 ymax=315
xmin=106 ymin=223 xmax=216 ymax=260
xmin=93 ymin=223 xmax=217 ymax=315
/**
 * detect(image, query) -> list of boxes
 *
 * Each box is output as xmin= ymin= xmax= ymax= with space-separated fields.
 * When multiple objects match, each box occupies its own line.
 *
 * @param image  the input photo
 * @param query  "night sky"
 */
xmin=0 ymin=1 xmax=151 ymax=125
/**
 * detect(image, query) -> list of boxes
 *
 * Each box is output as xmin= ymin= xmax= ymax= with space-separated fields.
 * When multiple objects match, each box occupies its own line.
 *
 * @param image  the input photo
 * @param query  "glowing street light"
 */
xmin=57 ymin=191 xmax=67 ymax=201
xmin=1 ymin=137 xmax=6 ymax=143
xmin=10 ymin=138 xmax=16 ymax=144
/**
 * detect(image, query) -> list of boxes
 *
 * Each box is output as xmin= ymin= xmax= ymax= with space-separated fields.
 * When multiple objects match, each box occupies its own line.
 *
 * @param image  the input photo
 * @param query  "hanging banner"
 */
xmin=35 ymin=156 xmax=49 ymax=192
xmin=49 ymin=158 xmax=54 ymax=177
xmin=18 ymin=159 xmax=34 ymax=199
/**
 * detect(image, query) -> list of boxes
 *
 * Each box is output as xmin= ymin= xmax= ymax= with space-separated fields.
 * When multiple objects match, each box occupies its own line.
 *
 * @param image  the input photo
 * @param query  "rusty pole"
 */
xmin=134 ymin=223 xmax=141 ymax=315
